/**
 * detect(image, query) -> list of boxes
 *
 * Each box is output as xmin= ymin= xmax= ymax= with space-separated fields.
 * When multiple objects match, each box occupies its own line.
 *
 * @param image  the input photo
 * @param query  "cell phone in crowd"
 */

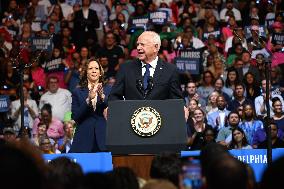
xmin=181 ymin=157 xmax=203 ymax=189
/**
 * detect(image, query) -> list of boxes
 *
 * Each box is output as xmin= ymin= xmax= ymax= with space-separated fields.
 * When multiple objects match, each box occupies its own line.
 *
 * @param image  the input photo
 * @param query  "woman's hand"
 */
xmin=97 ymin=83 xmax=105 ymax=100
xmin=88 ymin=84 xmax=97 ymax=100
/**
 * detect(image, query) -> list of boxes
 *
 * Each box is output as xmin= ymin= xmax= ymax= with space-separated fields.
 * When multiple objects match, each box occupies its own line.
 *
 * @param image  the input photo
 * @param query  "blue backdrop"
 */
xmin=44 ymin=152 xmax=113 ymax=173
xmin=43 ymin=149 xmax=284 ymax=182
xmin=181 ymin=148 xmax=284 ymax=182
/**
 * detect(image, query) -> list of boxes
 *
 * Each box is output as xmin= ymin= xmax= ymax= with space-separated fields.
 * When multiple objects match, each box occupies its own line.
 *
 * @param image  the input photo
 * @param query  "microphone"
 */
xmin=144 ymin=76 xmax=154 ymax=98
xmin=147 ymin=76 xmax=154 ymax=91
xmin=136 ymin=78 xmax=143 ymax=93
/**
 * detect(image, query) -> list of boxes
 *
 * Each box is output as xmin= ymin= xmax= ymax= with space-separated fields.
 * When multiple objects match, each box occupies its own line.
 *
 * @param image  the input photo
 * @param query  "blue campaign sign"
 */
xmin=174 ymin=57 xmax=200 ymax=74
xmin=244 ymin=25 xmax=266 ymax=38
xmin=130 ymin=15 xmax=149 ymax=30
xmin=149 ymin=11 xmax=168 ymax=25
xmin=0 ymin=95 xmax=10 ymax=112
xmin=31 ymin=36 xmax=53 ymax=53
xmin=44 ymin=152 xmax=113 ymax=173
xmin=181 ymin=148 xmax=284 ymax=182
xmin=175 ymin=49 xmax=202 ymax=74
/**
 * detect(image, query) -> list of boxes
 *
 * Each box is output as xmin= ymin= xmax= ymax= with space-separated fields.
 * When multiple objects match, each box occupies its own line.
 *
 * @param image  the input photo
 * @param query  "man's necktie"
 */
xmin=143 ymin=64 xmax=151 ymax=90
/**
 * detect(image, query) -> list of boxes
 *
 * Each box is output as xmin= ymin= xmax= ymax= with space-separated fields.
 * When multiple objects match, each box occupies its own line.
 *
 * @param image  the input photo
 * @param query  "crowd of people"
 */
xmin=0 ymin=0 xmax=284 ymax=154
xmin=0 ymin=140 xmax=283 ymax=189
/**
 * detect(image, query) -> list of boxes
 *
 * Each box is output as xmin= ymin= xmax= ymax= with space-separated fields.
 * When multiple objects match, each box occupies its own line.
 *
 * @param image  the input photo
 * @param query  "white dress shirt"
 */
xmin=141 ymin=56 xmax=158 ymax=77
xmin=11 ymin=99 xmax=39 ymax=132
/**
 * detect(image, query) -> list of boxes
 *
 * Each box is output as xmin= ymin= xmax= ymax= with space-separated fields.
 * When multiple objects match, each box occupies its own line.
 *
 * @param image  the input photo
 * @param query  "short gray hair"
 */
xmin=143 ymin=31 xmax=161 ymax=50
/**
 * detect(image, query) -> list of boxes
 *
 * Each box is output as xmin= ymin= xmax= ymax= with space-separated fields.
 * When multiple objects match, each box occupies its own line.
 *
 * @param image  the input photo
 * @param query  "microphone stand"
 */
xmin=265 ymin=58 xmax=272 ymax=166
xmin=251 ymin=29 xmax=272 ymax=166
xmin=11 ymin=34 xmax=53 ymax=137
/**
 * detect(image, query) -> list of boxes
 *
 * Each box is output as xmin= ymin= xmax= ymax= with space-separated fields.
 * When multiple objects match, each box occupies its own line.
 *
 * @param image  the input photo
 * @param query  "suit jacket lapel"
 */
xmin=81 ymin=88 xmax=89 ymax=100
xmin=134 ymin=59 xmax=142 ymax=79
xmin=133 ymin=59 xmax=144 ymax=96
xmin=153 ymin=59 xmax=164 ymax=84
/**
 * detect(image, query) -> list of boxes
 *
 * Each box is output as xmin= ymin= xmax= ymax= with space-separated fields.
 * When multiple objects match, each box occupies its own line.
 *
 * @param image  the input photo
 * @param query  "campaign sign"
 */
xmin=181 ymin=148 xmax=284 ymax=182
xmin=174 ymin=49 xmax=201 ymax=74
xmin=244 ymin=25 xmax=266 ymax=38
xmin=43 ymin=152 xmax=113 ymax=173
xmin=266 ymin=19 xmax=274 ymax=29
xmin=158 ymin=8 xmax=172 ymax=22
xmin=149 ymin=11 xmax=168 ymax=25
xmin=174 ymin=57 xmax=200 ymax=74
xmin=271 ymin=32 xmax=284 ymax=45
xmin=31 ymin=36 xmax=53 ymax=52
xmin=130 ymin=15 xmax=149 ymax=29
xmin=0 ymin=95 xmax=10 ymax=112
xmin=203 ymin=30 xmax=221 ymax=40
xmin=43 ymin=58 xmax=64 ymax=73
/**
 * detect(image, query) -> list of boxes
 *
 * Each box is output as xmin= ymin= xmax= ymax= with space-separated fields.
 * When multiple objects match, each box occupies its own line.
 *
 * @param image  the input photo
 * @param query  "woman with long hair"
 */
xmin=243 ymin=72 xmax=261 ymax=102
xmin=229 ymin=127 xmax=252 ymax=149
xmin=207 ymin=56 xmax=225 ymax=79
xmin=197 ymin=70 xmax=215 ymax=103
xmin=70 ymin=58 xmax=108 ymax=152
xmin=187 ymin=108 xmax=213 ymax=150
xmin=224 ymin=67 xmax=239 ymax=98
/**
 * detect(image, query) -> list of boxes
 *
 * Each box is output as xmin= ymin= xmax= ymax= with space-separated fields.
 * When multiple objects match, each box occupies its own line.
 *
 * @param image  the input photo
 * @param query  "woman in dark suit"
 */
xmin=70 ymin=58 xmax=107 ymax=152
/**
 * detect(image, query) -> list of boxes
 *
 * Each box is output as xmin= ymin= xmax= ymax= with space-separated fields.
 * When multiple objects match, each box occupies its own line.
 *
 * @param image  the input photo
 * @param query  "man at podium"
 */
xmin=108 ymin=31 xmax=183 ymax=101
xmin=106 ymin=32 xmax=187 ymax=155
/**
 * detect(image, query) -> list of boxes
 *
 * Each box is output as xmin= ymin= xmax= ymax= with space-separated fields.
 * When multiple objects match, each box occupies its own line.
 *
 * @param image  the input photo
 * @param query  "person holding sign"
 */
xmin=109 ymin=31 xmax=183 ymax=101
xmin=70 ymin=58 xmax=108 ymax=152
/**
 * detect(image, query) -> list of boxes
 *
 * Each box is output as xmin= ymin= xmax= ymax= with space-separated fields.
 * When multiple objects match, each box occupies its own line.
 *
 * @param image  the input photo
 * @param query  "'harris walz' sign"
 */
xmin=43 ymin=58 xmax=64 ymax=73
xmin=271 ymin=32 xmax=284 ymax=45
xmin=174 ymin=49 xmax=201 ymax=74
xmin=31 ymin=37 xmax=53 ymax=52
xmin=130 ymin=15 xmax=149 ymax=30
xmin=149 ymin=11 xmax=168 ymax=25
xmin=244 ymin=25 xmax=266 ymax=38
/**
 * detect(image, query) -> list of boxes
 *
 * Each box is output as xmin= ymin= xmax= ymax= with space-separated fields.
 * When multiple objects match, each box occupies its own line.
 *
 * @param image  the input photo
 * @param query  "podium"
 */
xmin=107 ymin=99 xmax=187 ymax=178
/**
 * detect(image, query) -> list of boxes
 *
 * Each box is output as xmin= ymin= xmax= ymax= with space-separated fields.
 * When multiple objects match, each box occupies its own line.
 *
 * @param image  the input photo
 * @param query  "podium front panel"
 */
xmin=106 ymin=99 xmax=187 ymax=154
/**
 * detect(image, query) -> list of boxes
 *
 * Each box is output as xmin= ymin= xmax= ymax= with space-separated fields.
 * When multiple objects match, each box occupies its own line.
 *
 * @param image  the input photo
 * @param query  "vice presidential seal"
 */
xmin=131 ymin=107 xmax=162 ymax=137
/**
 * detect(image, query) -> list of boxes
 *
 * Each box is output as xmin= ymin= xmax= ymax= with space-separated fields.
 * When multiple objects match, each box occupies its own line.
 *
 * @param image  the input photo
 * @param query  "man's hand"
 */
xmin=192 ymin=93 xmax=200 ymax=101
xmin=184 ymin=106 xmax=189 ymax=122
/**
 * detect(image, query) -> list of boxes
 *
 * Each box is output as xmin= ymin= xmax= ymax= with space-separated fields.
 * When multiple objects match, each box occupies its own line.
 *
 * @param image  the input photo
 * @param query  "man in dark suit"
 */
xmin=108 ymin=31 xmax=183 ymax=101
xmin=72 ymin=0 xmax=99 ymax=49
xmin=237 ymin=51 xmax=261 ymax=85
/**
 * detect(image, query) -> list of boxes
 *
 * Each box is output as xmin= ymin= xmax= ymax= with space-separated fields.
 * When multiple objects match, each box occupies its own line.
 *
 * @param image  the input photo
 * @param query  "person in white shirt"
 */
xmin=255 ymin=79 xmax=284 ymax=118
xmin=219 ymin=0 xmax=242 ymax=22
xmin=11 ymin=86 xmax=38 ymax=135
xmin=39 ymin=76 xmax=72 ymax=121
xmin=59 ymin=0 xmax=73 ymax=20
xmin=90 ymin=0 xmax=108 ymax=46
xmin=38 ymin=0 xmax=51 ymax=16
